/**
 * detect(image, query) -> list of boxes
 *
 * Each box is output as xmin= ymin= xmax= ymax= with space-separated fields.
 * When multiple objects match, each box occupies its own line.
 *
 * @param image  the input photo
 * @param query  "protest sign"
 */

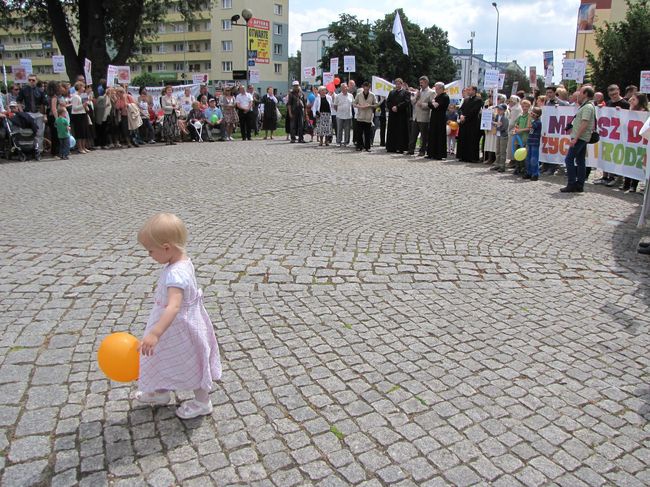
xmin=106 ymin=65 xmax=118 ymax=87
xmin=303 ymin=66 xmax=316 ymax=83
xmin=574 ymin=59 xmax=586 ymax=83
xmin=249 ymin=69 xmax=260 ymax=84
xmin=322 ymin=72 xmax=334 ymax=85
xmin=372 ymin=76 xmax=395 ymax=97
xmin=192 ymin=73 xmax=209 ymax=84
xmin=20 ymin=58 xmax=33 ymax=75
xmin=543 ymin=51 xmax=554 ymax=85
xmin=330 ymin=58 xmax=339 ymax=74
xmin=12 ymin=65 xmax=27 ymax=83
xmin=52 ymin=55 xmax=65 ymax=73
xmin=84 ymin=58 xmax=93 ymax=86
xmin=540 ymin=105 xmax=649 ymax=182
xmin=498 ymin=73 xmax=505 ymax=90
xmin=343 ymin=56 xmax=356 ymax=73
xmin=529 ymin=66 xmax=537 ymax=87
xmin=562 ymin=59 xmax=576 ymax=80
xmin=511 ymin=81 xmax=519 ymax=98
xmin=445 ymin=80 xmax=463 ymax=105
xmin=127 ymin=84 xmax=201 ymax=111
xmin=483 ymin=69 xmax=499 ymax=90
xmin=480 ymin=108 xmax=494 ymax=131
xmin=640 ymin=71 xmax=650 ymax=94
xmin=116 ymin=66 xmax=131 ymax=85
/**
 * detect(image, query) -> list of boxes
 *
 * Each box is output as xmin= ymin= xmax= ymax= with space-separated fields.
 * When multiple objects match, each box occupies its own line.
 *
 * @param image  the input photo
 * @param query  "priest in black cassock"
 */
xmin=427 ymin=82 xmax=450 ymax=160
xmin=456 ymin=86 xmax=483 ymax=162
xmin=385 ymin=78 xmax=411 ymax=153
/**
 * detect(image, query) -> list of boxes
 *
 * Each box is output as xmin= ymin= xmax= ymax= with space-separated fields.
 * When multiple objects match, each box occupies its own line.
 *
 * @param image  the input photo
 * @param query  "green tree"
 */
xmin=132 ymin=72 xmax=160 ymax=88
xmin=319 ymin=14 xmax=376 ymax=84
xmin=288 ymin=50 xmax=301 ymax=82
xmin=422 ymin=26 xmax=457 ymax=84
xmin=587 ymin=0 xmax=650 ymax=91
xmin=0 ymin=0 xmax=205 ymax=87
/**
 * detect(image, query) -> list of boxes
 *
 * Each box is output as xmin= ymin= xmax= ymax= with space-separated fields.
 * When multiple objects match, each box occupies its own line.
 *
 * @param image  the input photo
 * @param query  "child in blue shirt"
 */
xmin=525 ymin=107 xmax=542 ymax=181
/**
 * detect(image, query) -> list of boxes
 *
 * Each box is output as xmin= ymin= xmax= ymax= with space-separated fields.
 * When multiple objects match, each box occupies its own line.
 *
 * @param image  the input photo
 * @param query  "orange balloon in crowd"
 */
xmin=333 ymin=77 xmax=341 ymax=86
xmin=97 ymin=332 xmax=140 ymax=382
xmin=448 ymin=121 xmax=459 ymax=131
xmin=326 ymin=82 xmax=335 ymax=93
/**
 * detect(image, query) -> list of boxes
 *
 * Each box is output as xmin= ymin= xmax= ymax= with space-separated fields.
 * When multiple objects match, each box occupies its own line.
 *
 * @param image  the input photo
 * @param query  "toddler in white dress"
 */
xmin=135 ymin=213 xmax=222 ymax=419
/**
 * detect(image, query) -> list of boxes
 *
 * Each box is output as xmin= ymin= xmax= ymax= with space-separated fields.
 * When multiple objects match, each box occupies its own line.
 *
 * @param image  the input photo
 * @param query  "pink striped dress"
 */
xmin=139 ymin=259 xmax=222 ymax=393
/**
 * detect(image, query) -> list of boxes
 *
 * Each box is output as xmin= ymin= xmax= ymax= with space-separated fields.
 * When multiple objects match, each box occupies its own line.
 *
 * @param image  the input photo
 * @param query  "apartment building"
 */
xmin=0 ymin=0 xmax=289 ymax=93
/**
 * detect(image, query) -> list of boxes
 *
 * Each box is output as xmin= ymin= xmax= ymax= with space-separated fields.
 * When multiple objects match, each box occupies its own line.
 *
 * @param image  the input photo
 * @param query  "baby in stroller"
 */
xmin=2 ymin=102 xmax=40 ymax=161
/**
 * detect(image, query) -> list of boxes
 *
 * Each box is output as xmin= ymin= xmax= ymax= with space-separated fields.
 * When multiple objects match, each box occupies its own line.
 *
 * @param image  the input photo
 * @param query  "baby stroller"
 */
xmin=3 ymin=118 xmax=41 ymax=161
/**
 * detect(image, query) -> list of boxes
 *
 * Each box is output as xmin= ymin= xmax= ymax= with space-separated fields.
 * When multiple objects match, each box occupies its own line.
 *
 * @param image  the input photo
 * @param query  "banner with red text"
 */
xmin=541 ymin=106 xmax=649 ymax=181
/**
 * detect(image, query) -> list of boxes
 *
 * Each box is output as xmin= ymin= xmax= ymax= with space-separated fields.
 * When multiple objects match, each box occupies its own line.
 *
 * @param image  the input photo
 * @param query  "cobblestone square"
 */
xmin=1 ymin=140 xmax=649 ymax=486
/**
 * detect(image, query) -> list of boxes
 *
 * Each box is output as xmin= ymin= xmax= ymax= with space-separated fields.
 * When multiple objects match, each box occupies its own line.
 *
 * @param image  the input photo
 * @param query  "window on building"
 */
xmin=174 ymin=43 xmax=185 ymax=52
xmin=156 ymin=44 xmax=166 ymax=53
xmin=148 ymin=65 xmax=153 ymax=72
xmin=273 ymin=44 xmax=282 ymax=56
xmin=142 ymin=46 xmax=152 ymax=54
xmin=222 ymin=19 xmax=231 ymax=30
xmin=174 ymin=62 xmax=184 ymax=71
xmin=132 ymin=65 xmax=140 ymax=72
xmin=222 ymin=0 xmax=232 ymax=8
xmin=222 ymin=40 xmax=233 ymax=52
xmin=205 ymin=62 xmax=211 ymax=70
xmin=204 ymin=42 xmax=210 ymax=50
xmin=157 ymin=24 xmax=165 ymax=33
xmin=222 ymin=61 xmax=232 ymax=72
xmin=205 ymin=21 xmax=211 ymax=30
xmin=173 ymin=23 xmax=185 ymax=33
xmin=156 ymin=63 xmax=165 ymax=71
xmin=273 ymin=24 xmax=282 ymax=35
xmin=274 ymin=63 xmax=282 ymax=74
xmin=274 ymin=4 xmax=282 ymax=15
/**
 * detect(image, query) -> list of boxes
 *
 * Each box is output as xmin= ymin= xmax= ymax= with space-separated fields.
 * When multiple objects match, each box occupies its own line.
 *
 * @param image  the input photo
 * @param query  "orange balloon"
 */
xmin=97 ymin=332 xmax=140 ymax=382
xmin=448 ymin=121 xmax=459 ymax=131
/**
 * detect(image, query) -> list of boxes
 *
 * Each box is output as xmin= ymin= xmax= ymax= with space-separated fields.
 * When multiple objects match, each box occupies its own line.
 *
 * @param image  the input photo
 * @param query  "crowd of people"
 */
xmin=1 ymin=74 xmax=647 ymax=197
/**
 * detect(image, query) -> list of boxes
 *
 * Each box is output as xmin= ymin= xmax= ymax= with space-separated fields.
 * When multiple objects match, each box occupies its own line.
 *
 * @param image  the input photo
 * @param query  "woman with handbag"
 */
xmin=261 ymin=86 xmax=278 ymax=140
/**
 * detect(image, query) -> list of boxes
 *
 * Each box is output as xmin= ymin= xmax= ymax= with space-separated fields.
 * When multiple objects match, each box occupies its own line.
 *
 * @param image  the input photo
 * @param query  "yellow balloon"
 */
xmin=514 ymin=147 xmax=528 ymax=161
xmin=98 ymin=332 xmax=140 ymax=382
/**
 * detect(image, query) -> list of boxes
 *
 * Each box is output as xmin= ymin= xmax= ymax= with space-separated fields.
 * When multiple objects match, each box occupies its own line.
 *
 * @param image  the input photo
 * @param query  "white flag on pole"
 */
xmin=392 ymin=11 xmax=409 ymax=56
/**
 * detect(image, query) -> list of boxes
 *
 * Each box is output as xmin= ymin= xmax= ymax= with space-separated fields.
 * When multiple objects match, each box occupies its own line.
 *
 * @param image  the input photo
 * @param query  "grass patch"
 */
xmin=343 ymin=323 xmax=353 ymax=329
xmin=387 ymin=385 xmax=401 ymax=394
xmin=330 ymin=425 xmax=344 ymax=440
xmin=9 ymin=346 xmax=25 ymax=352
xmin=414 ymin=395 xmax=428 ymax=406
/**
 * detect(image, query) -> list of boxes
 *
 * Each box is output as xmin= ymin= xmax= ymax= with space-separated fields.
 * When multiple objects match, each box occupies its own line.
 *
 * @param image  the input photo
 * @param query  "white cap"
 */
xmin=292 ymin=81 xmax=300 ymax=86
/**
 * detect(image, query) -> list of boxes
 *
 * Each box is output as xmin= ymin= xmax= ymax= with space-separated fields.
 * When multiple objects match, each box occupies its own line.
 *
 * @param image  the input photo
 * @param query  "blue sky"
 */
xmin=289 ymin=0 xmax=582 ymax=83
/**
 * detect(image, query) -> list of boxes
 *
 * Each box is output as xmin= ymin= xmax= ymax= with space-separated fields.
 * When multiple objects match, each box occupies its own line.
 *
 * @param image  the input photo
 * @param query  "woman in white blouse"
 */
xmin=70 ymin=81 xmax=89 ymax=153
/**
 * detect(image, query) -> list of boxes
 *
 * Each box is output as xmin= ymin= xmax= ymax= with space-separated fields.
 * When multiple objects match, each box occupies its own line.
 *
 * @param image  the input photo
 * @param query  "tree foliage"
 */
xmin=320 ymin=11 xmax=455 ymax=86
xmin=132 ymin=72 xmax=159 ymax=88
xmin=288 ymin=50 xmax=301 ymax=82
xmin=587 ymin=0 xmax=650 ymax=91
xmin=0 ymin=0 xmax=205 ymax=86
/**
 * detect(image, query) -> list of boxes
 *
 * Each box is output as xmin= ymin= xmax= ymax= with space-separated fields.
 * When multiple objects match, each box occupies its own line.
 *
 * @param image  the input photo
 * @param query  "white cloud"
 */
xmin=289 ymin=0 xmax=582 ymax=84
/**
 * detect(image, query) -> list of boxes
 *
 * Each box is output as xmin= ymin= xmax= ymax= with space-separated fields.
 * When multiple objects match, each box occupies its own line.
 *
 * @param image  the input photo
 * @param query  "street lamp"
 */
xmin=231 ymin=8 xmax=254 ymax=83
xmin=492 ymin=2 xmax=499 ymax=69
xmin=467 ymin=31 xmax=475 ymax=87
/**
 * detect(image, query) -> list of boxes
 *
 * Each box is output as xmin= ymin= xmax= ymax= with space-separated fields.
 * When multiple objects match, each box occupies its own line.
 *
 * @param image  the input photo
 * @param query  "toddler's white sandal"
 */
xmin=176 ymin=399 xmax=213 ymax=419
xmin=134 ymin=390 xmax=171 ymax=405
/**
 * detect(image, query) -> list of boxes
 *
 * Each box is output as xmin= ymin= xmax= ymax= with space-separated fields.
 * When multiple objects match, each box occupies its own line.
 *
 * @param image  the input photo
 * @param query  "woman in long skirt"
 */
xmin=261 ymin=87 xmax=278 ymax=139
xmin=161 ymin=85 xmax=179 ymax=145
xmin=312 ymin=86 xmax=332 ymax=146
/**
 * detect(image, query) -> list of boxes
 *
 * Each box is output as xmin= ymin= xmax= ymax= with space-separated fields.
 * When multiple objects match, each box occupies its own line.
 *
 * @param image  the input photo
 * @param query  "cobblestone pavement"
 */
xmin=1 ymin=139 xmax=650 ymax=487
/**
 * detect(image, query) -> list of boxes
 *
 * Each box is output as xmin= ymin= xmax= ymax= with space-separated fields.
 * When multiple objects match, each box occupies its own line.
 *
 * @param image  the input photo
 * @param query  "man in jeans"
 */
xmin=561 ymin=86 xmax=596 ymax=193
xmin=334 ymin=83 xmax=353 ymax=146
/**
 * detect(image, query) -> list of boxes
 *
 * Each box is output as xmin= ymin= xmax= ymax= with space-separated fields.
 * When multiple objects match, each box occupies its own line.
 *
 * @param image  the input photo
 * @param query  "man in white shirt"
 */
xmin=408 ymin=76 xmax=433 ymax=156
xmin=333 ymin=83 xmax=354 ymax=146
xmin=235 ymin=85 xmax=254 ymax=140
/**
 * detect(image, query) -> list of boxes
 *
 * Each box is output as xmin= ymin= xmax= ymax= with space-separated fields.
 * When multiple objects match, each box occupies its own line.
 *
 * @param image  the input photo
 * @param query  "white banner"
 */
xmin=303 ymin=66 xmax=316 ymax=82
xmin=52 ymin=55 xmax=65 ymax=74
xmin=106 ymin=65 xmax=118 ymax=87
xmin=483 ymin=69 xmax=499 ymax=90
xmin=330 ymin=58 xmax=339 ymax=74
xmin=371 ymin=76 xmax=395 ymax=97
xmin=562 ymin=59 xmax=575 ymax=80
xmin=444 ymin=80 xmax=463 ymax=105
xmin=127 ymin=83 xmax=201 ymax=111
xmin=249 ymin=69 xmax=260 ymax=84
xmin=498 ymin=73 xmax=505 ymax=90
xmin=84 ymin=58 xmax=92 ymax=86
xmin=574 ymin=59 xmax=586 ymax=83
xmin=640 ymin=70 xmax=650 ymax=94
xmin=541 ymin=105 xmax=649 ymax=181
xmin=343 ymin=55 xmax=356 ymax=73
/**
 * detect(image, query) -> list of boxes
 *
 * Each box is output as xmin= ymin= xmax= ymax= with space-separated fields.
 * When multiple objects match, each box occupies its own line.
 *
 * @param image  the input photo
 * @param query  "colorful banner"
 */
xmin=126 ymin=83 xmax=201 ymax=111
xmin=540 ymin=105 xmax=649 ymax=182
xmin=343 ymin=55 xmax=355 ymax=73
xmin=84 ymin=58 xmax=92 ymax=86
xmin=322 ymin=72 xmax=334 ymax=85
xmin=445 ymin=80 xmax=463 ymax=105
xmin=483 ymin=69 xmax=499 ymax=90
xmin=247 ymin=18 xmax=270 ymax=65
xmin=372 ymin=76 xmax=395 ymax=97
xmin=577 ymin=3 xmax=597 ymax=33
xmin=52 ymin=55 xmax=65 ymax=74
xmin=330 ymin=58 xmax=339 ymax=74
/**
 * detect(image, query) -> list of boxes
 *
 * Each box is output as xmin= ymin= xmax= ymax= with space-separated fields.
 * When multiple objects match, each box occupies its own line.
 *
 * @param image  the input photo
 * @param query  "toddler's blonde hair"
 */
xmin=138 ymin=213 xmax=188 ymax=250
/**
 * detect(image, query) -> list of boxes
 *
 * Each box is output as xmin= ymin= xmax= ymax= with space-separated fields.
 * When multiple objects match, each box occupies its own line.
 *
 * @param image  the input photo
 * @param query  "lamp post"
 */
xmin=492 ymin=2 xmax=499 ymax=69
xmin=231 ymin=8 xmax=254 ymax=84
xmin=467 ymin=31 xmax=475 ymax=87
